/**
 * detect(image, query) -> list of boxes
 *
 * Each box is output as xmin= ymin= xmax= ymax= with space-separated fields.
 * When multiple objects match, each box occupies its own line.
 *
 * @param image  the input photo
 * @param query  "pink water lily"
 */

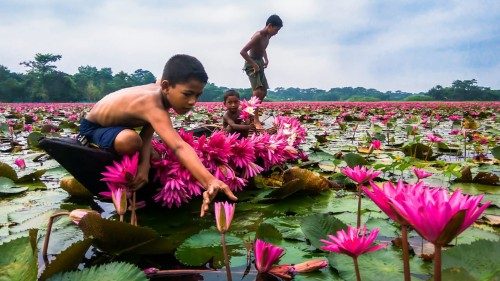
xmin=14 ymin=158 xmax=26 ymax=170
xmin=426 ymin=133 xmax=443 ymax=143
xmin=413 ymin=167 xmax=432 ymax=180
xmin=254 ymin=239 xmax=285 ymax=273
xmin=341 ymin=165 xmax=381 ymax=185
xmin=389 ymin=187 xmax=490 ymax=245
xmin=320 ymin=225 xmax=386 ymax=258
xmin=102 ymin=182 xmax=128 ymax=221
xmin=214 ymin=201 xmax=235 ymax=233
xmin=101 ymin=152 xmax=139 ymax=184
xmin=370 ymin=139 xmax=382 ymax=150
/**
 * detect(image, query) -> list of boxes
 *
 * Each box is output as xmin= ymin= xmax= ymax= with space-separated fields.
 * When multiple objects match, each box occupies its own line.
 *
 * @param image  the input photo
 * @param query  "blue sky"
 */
xmin=0 ymin=0 xmax=498 ymax=92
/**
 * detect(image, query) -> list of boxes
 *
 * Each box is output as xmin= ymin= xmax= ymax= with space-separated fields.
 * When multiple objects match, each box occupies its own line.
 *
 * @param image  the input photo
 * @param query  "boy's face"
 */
xmin=224 ymin=95 xmax=240 ymax=113
xmin=162 ymin=79 xmax=205 ymax=114
xmin=268 ymin=25 xmax=281 ymax=36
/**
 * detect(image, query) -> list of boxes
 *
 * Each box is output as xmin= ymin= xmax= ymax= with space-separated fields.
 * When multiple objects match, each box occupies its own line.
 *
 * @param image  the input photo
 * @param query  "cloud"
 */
xmin=0 ymin=0 xmax=498 ymax=92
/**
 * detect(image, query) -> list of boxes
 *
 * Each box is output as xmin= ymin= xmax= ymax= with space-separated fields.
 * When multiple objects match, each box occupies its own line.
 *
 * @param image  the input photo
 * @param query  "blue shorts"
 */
xmin=78 ymin=119 xmax=128 ymax=150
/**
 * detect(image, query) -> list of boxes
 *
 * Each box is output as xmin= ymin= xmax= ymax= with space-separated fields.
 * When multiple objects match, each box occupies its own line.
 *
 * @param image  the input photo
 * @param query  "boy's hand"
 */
xmin=200 ymin=179 xmax=238 ymax=217
xmin=251 ymin=62 xmax=260 ymax=75
xmin=129 ymin=164 xmax=150 ymax=191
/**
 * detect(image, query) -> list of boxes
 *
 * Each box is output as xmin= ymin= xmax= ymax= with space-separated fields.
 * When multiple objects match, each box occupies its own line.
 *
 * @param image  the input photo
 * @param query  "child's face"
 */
xmin=268 ymin=25 xmax=281 ymax=36
xmin=224 ymin=95 xmax=240 ymax=113
xmin=163 ymin=79 xmax=205 ymax=114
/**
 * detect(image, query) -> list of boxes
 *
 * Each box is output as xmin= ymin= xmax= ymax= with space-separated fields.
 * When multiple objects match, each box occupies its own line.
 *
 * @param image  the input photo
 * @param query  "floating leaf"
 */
xmin=300 ymin=213 xmax=347 ymax=249
xmin=47 ymin=262 xmax=147 ymax=281
xmin=328 ymin=249 xmax=428 ymax=281
xmin=27 ymin=132 xmax=44 ymax=150
xmin=40 ymin=239 xmax=92 ymax=281
xmin=402 ymin=143 xmax=433 ymax=160
xmin=256 ymin=223 xmax=283 ymax=245
xmin=282 ymin=167 xmax=332 ymax=193
xmin=343 ymin=153 xmax=367 ymax=167
xmin=78 ymin=213 xmax=174 ymax=255
xmin=0 ymin=162 xmax=17 ymax=181
xmin=175 ymin=228 xmax=245 ymax=267
xmin=442 ymin=239 xmax=500 ymax=281
xmin=433 ymin=267 xmax=478 ymax=281
xmin=0 ymin=229 xmax=38 ymax=281
xmin=492 ymin=146 xmax=500 ymax=160
xmin=472 ymin=172 xmax=499 ymax=186
xmin=15 ymin=169 xmax=46 ymax=183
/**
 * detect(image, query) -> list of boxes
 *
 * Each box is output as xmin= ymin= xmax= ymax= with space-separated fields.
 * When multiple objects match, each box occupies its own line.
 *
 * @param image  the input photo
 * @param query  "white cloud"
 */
xmin=0 ymin=0 xmax=498 ymax=92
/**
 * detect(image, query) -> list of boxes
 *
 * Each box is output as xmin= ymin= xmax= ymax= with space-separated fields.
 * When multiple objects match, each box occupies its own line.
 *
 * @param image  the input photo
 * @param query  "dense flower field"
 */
xmin=0 ymin=101 xmax=498 ymax=281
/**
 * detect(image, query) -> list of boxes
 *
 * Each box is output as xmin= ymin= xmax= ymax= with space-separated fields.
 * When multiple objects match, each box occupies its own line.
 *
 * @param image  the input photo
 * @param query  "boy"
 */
xmin=222 ymin=89 xmax=255 ymax=138
xmin=240 ymin=14 xmax=283 ymax=129
xmin=79 ymin=54 xmax=237 ymax=217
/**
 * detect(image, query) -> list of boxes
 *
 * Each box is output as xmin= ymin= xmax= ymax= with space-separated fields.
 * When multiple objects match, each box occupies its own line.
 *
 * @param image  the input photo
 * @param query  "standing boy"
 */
xmin=240 ymin=14 xmax=283 ymax=129
xmin=79 ymin=54 xmax=237 ymax=216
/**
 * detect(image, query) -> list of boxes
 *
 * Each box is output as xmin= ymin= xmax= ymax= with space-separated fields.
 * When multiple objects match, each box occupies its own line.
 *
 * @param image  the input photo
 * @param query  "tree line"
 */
xmin=1 ymin=53 xmax=498 ymax=102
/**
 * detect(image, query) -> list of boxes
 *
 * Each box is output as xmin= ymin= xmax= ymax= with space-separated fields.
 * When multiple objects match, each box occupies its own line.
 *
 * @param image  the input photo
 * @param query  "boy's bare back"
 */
xmin=85 ymin=84 xmax=164 ymax=128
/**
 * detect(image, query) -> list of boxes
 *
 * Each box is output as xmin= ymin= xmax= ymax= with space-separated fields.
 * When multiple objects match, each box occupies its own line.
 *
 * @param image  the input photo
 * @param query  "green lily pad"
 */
xmin=15 ymin=169 xmax=46 ymax=183
xmin=491 ymin=146 xmax=500 ymax=160
xmin=262 ymin=216 xmax=306 ymax=241
xmin=442 ymin=239 xmax=500 ymax=281
xmin=328 ymin=249 xmax=429 ymax=281
xmin=40 ymin=239 xmax=92 ymax=281
xmin=343 ymin=153 xmax=368 ymax=167
xmin=46 ymin=262 xmax=147 ymax=281
xmin=0 ymin=229 xmax=38 ymax=281
xmin=450 ymin=182 xmax=500 ymax=195
xmin=0 ymin=162 xmax=17 ymax=181
xmin=27 ymin=132 xmax=44 ymax=150
xmin=433 ymin=267 xmax=478 ymax=281
xmin=256 ymin=223 xmax=283 ymax=245
xmin=175 ymin=228 xmax=245 ymax=267
xmin=0 ymin=177 xmax=28 ymax=196
xmin=300 ymin=213 xmax=347 ymax=250
xmin=455 ymin=227 xmax=499 ymax=245
xmin=78 ymin=213 xmax=174 ymax=255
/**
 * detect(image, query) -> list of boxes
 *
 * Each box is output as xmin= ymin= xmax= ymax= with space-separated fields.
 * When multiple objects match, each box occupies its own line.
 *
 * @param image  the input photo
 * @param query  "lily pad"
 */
xmin=27 ymin=132 xmax=44 ymax=150
xmin=0 ymin=162 xmax=17 ymax=181
xmin=328 ymin=249 xmax=428 ymax=281
xmin=40 ymin=239 xmax=93 ymax=281
xmin=47 ymin=262 xmax=147 ymax=281
xmin=442 ymin=239 xmax=500 ymax=281
xmin=343 ymin=153 xmax=367 ymax=167
xmin=300 ymin=213 xmax=347 ymax=249
xmin=175 ymin=228 xmax=245 ymax=268
xmin=78 ymin=213 xmax=174 ymax=255
xmin=492 ymin=146 xmax=500 ymax=160
xmin=0 ymin=229 xmax=38 ymax=281
xmin=59 ymin=176 xmax=93 ymax=198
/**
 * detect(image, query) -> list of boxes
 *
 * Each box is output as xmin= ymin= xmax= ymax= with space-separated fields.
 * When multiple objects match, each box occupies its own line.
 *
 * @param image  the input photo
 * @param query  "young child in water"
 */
xmin=222 ymin=89 xmax=255 ymax=138
xmin=79 ymin=54 xmax=237 ymax=216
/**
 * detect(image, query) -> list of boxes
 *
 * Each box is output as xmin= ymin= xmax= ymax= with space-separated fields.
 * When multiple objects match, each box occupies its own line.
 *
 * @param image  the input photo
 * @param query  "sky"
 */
xmin=0 ymin=0 xmax=499 ymax=93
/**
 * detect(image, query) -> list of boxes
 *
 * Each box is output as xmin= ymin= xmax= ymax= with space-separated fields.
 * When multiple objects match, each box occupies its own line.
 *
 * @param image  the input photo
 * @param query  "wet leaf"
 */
xmin=492 ymin=146 xmax=500 ymax=160
xmin=0 ymin=162 xmax=17 ymax=181
xmin=343 ymin=153 xmax=367 ymax=167
xmin=175 ymin=228 xmax=245 ymax=267
xmin=402 ymin=143 xmax=433 ymax=160
xmin=47 ymin=262 xmax=147 ymax=281
xmin=40 ymin=239 xmax=92 ymax=281
xmin=0 ymin=229 xmax=38 ymax=281
xmin=78 ymin=213 xmax=174 ymax=255
xmin=472 ymin=172 xmax=499 ymax=186
xmin=442 ymin=239 xmax=500 ymax=281
xmin=27 ymin=132 xmax=44 ymax=150
xmin=300 ymin=213 xmax=347 ymax=249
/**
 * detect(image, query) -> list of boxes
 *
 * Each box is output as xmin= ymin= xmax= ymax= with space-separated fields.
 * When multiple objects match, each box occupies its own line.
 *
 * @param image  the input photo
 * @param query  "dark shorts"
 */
xmin=243 ymin=57 xmax=269 ymax=90
xmin=78 ymin=119 xmax=128 ymax=150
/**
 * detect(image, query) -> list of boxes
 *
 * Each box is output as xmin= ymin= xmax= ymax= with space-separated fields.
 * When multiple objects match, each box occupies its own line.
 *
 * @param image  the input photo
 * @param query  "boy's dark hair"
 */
xmin=266 ymin=14 xmax=283 ymax=27
xmin=223 ymin=89 xmax=240 ymax=103
xmin=161 ymin=54 xmax=208 ymax=86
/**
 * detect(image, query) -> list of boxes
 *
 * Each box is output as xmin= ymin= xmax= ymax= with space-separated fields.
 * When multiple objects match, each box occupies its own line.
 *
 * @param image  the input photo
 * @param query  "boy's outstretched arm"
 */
xmin=147 ymin=109 xmax=238 ymax=216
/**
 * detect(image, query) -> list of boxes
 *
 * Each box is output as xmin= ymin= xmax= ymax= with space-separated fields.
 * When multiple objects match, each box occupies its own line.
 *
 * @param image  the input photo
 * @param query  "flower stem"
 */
xmin=131 ymin=191 xmax=137 ymax=226
xmin=42 ymin=211 xmax=70 ymax=263
xmin=434 ymin=244 xmax=442 ymax=281
xmin=356 ymin=185 xmax=362 ymax=228
xmin=221 ymin=233 xmax=233 ymax=281
xmin=401 ymin=225 xmax=411 ymax=281
xmin=353 ymin=257 xmax=362 ymax=281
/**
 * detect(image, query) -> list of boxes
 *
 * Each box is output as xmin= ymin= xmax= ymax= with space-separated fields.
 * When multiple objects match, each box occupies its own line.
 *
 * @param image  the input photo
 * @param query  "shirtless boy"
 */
xmin=240 ymin=14 xmax=283 ymax=129
xmin=222 ymin=89 xmax=255 ymax=138
xmin=79 ymin=54 xmax=237 ymax=216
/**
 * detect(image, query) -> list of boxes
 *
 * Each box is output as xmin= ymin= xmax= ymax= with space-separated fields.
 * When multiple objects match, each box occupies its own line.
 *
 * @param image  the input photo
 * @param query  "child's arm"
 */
xmin=240 ymin=34 xmax=261 ymax=74
xmin=129 ymin=124 xmax=154 ymax=190
xmin=147 ymin=108 xmax=237 ymax=216
xmin=223 ymin=114 xmax=254 ymax=131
